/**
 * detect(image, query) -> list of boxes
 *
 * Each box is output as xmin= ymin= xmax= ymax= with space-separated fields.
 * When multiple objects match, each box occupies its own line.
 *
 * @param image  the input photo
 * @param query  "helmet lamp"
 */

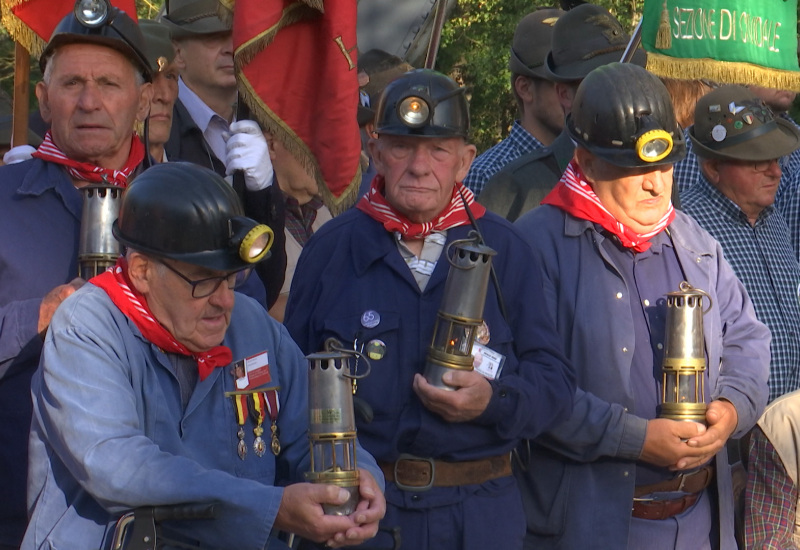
xmin=397 ymin=95 xmax=431 ymax=128
xmin=636 ymin=129 xmax=673 ymax=163
xmin=238 ymin=224 xmax=274 ymax=264
xmin=74 ymin=0 xmax=111 ymax=28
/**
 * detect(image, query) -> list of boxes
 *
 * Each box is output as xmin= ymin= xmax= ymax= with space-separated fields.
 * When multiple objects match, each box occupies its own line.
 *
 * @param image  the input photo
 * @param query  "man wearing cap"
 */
xmin=138 ymin=19 xmax=179 ymax=163
xmin=161 ymin=0 xmax=286 ymax=308
xmin=479 ymin=3 xmax=647 ymax=222
xmin=681 ymin=85 xmax=800 ymax=402
xmin=515 ymin=63 xmax=768 ymax=549
xmin=462 ymin=8 xmax=564 ymax=197
xmin=285 ymin=69 xmax=575 ymax=550
xmin=21 ymin=162 xmax=385 ymax=550
xmin=0 ymin=5 xmax=154 ymax=548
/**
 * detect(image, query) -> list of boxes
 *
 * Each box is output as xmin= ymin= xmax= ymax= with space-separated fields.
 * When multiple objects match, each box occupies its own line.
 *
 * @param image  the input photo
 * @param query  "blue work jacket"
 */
xmin=285 ymin=208 xmax=575 ymax=549
xmin=0 ymin=158 xmax=268 ymax=547
xmin=23 ymin=285 xmax=382 ymax=550
xmin=514 ymin=205 xmax=770 ymax=550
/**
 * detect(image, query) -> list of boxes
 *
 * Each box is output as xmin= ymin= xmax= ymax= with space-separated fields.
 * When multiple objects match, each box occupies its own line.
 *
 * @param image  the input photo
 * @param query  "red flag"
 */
xmin=1 ymin=0 xmax=138 ymax=57
xmin=230 ymin=0 xmax=361 ymax=214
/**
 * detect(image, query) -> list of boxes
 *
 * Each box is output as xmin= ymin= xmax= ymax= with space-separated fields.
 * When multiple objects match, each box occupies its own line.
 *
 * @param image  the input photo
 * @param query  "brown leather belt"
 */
xmin=632 ymin=493 xmax=700 ymax=520
xmin=631 ymin=466 xmax=714 ymax=520
xmin=633 ymin=466 xmax=715 ymax=498
xmin=379 ymin=454 xmax=512 ymax=492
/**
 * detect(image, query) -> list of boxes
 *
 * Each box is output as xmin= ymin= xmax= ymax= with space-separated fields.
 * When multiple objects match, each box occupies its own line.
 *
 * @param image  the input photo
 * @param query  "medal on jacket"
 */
xmin=233 ymin=394 xmax=248 ymax=460
xmin=251 ymin=392 xmax=268 ymax=457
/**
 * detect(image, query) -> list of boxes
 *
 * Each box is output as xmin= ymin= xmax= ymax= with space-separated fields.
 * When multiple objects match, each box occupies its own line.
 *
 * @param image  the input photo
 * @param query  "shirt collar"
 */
xmin=178 ymin=78 xmax=226 ymax=133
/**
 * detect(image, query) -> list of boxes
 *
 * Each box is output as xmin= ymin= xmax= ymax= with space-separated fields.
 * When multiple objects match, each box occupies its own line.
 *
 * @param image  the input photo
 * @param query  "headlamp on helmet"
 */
xmin=230 ymin=217 xmax=274 ymax=264
xmin=395 ymin=85 xmax=463 ymax=131
xmin=74 ymin=0 xmax=111 ymax=27
xmin=635 ymin=116 xmax=674 ymax=163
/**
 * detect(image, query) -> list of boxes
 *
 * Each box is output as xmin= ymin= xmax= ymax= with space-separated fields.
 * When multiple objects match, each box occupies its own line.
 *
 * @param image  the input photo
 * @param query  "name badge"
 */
xmin=234 ymin=351 xmax=272 ymax=390
xmin=472 ymin=343 xmax=505 ymax=380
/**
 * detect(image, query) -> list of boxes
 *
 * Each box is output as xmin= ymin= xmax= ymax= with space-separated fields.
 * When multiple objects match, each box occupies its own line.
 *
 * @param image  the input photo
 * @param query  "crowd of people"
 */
xmin=1 ymin=0 xmax=800 ymax=549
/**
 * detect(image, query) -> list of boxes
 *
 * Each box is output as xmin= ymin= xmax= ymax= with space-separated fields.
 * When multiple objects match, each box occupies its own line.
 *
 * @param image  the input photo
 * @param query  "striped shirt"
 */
xmin=464 ymin=121 xmax=544 ymax=196
xmin=682 ymin=175 xmax=800 ymax=401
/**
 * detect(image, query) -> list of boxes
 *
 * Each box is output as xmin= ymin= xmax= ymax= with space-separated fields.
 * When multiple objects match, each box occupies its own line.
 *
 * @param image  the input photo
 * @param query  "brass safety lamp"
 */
xmin=305 ymin=348 xmax=371 ymax=515
xmin=660 ymin=281 xmax=712 ymax=424
xmin=423 ymin=235 xmax=496 ymax=390
xmin=79 ymin=185 xmax=124 ymax=279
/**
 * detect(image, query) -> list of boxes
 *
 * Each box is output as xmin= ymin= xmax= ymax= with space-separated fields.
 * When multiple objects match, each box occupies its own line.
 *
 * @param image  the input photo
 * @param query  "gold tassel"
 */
xmin=656 ymin=0 xmax=672 ymax=50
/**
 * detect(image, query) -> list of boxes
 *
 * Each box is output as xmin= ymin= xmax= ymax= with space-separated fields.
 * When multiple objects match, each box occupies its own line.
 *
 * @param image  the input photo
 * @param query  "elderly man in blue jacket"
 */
xmin=285 ymin=69 xmax=576 ymax=550
xmin=23 ymin=163 xmax=385 ymax=550
xmin=514 ymin=62 xmax=769 ymax=550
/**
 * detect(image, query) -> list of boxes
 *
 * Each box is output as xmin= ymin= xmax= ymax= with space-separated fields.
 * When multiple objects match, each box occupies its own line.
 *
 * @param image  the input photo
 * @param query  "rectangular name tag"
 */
xmin=472 ymin=343 xmax=505 ymax=380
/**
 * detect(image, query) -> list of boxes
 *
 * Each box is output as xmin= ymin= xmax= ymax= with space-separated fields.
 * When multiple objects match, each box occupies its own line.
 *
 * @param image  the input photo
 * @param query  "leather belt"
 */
xmin=379 ymin=453 xmax=512 ymax=492
xmin=633 ymin=465 xmax=714 ymax=498
xmin=632 ymin=493 xmax=700 ymax=520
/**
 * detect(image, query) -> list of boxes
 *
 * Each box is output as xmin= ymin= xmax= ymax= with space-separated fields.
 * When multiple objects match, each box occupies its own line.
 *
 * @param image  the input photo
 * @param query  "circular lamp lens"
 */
xmin=636 ymin=130 xmax=673 ymax=163
xmin=397 ymin=96 xmax=430 ymax=128
xmin=239 ymin=225 xmax=274 ymax=263
xmin=74 ymin=0 xmax=109 ymax=27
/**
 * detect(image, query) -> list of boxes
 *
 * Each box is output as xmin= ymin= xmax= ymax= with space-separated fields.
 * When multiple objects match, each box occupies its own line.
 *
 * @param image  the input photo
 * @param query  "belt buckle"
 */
xmin=676 ymin=472 xmax=688 ymax=492
xmin=394 ymin=453 xmax=435 ymax=493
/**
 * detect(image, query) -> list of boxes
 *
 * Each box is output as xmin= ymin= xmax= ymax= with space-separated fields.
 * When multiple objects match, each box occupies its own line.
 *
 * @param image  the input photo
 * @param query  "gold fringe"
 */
xmin=230 ymin=1 xmax=360 ymax=214
xmin=655 ymin=1 xmax=671 ymax=50
xmin=1 ymin=0 xmax=47 ymax=57
xmin=217 ymin=0 xmax=234 ymax=28
xmin=646 ymin=52 xmax=800 ymax=93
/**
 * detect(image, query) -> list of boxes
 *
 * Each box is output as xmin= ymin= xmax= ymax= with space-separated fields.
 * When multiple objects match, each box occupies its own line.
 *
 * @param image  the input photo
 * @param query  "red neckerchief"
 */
xmin=32 ymin=130 xmax=145 ymax=187
xmin=91 ymin=258 xmax=232 ymax=381
xmin=541 ymin=161 xmax=674 ymax=253
xmin=356 ymin=174 xmax=485 ymax=239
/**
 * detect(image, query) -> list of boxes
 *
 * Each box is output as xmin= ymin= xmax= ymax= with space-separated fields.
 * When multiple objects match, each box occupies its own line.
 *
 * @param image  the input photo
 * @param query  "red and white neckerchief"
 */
xmin=32 ymin=130 xmax=145 ymax=187
xmin=356 ymin=174 xmax=485 ymax=239
xmin=541 ymin=160 xmax=674 ymax=253
xmin=90 ymin=258 xmax=232 ymax=381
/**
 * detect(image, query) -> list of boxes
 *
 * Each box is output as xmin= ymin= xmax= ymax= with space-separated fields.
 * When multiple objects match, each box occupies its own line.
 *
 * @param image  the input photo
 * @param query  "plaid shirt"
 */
xmin=284 ymin=194 xmax=324 ymax=247
xmin=464 ymin=120 xmax=544 ymax=196
xmin=682 ymin=175 xmax=800 ymax=401
xmin=745 ymin=426 xmax=799 ymax=550
xmin=673 ymin=127 xmax=701 ymax=196
xmin=774 ymin=114 xmax=800 ymax=256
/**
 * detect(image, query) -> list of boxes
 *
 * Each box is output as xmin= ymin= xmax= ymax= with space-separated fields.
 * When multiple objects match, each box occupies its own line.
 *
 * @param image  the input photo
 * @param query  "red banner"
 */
xmin=231 ymin=0 xmax=361 ymax=214
xmin=1 ymin=0 xmax=138 ymax=57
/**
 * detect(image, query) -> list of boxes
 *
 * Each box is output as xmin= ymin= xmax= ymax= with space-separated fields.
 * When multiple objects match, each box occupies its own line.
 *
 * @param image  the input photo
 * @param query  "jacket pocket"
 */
xmin=515 ymin=443 xmax=571 ymax=536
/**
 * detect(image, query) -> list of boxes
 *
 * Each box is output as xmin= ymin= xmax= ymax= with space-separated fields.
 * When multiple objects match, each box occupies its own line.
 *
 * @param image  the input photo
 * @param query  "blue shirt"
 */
xmin=682 ymin=175 xmax=800 ymax=402
xmin=463 ymin=121 xmax=544 ymax=196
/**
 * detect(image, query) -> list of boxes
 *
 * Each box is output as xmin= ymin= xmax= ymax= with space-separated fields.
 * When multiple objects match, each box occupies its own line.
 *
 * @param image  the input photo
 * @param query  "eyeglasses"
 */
xmin=751 ymin=159 xmax=780 ymax=174
xmin=159 ymin=260 xmax=253 ymax=299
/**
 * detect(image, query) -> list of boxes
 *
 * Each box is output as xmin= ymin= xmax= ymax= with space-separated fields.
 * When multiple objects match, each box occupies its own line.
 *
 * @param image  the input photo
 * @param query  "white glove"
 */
xmin=3 ymin=145 xmax=36 ymax=165
xmin=224 ymin=120 xmax=274 ymax=191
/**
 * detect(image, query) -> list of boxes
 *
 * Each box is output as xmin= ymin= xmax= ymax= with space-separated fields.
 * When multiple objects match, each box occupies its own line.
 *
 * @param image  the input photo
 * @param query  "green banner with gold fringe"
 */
xmin=642 ymin=0 xmax=800 ymax=91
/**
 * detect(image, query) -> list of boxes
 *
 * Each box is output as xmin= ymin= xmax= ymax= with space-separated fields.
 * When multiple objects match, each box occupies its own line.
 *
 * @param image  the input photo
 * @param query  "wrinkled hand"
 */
xmin=224 ymin=120 xmax=274 ymax=191
xmin=274 ymin=477 xmax=384 ymax=548
xmin=326 ymin=470 xmax=386 ymax=547
xmin=412 ymin=371 xmax=492 ymax=422
xmin=38 ymin=278 xmax=85 ymax=337
xmin=640 ymin=400 xmax=738 ymax=471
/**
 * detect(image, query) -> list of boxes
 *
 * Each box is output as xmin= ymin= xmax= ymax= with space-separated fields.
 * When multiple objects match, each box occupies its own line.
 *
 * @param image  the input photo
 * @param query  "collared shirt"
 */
xmin=682 ymin=175 xmax=800 ymax=401
xmin=674 ymin=127 xmax=701 ymax=196
xmin=464 ymin=121 xmax=544 ymax=196
xmin=178 ymin=78 xmax=233 ymax=163
xmin=744 ymin=427 xmax=798 ymax=550
xmin=284 ymin=194 xmax=324 ymax=247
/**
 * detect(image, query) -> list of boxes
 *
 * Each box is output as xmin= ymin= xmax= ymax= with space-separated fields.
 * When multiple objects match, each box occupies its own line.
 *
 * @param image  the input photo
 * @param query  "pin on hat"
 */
xmin=690 ymin=84 xmax=800 ymax=162
xmin=508 ymin=8 xmax=565 ymax=79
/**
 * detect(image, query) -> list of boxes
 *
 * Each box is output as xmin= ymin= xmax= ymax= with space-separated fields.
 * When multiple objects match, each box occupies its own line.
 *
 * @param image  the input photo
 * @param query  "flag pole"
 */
xmin=11 ymin=40 xmax=30 ymax=146
xmin=423 ymin=0 xmax=452 ymax=70
xmin=620 ymin=17 xmax=643 ymax=63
